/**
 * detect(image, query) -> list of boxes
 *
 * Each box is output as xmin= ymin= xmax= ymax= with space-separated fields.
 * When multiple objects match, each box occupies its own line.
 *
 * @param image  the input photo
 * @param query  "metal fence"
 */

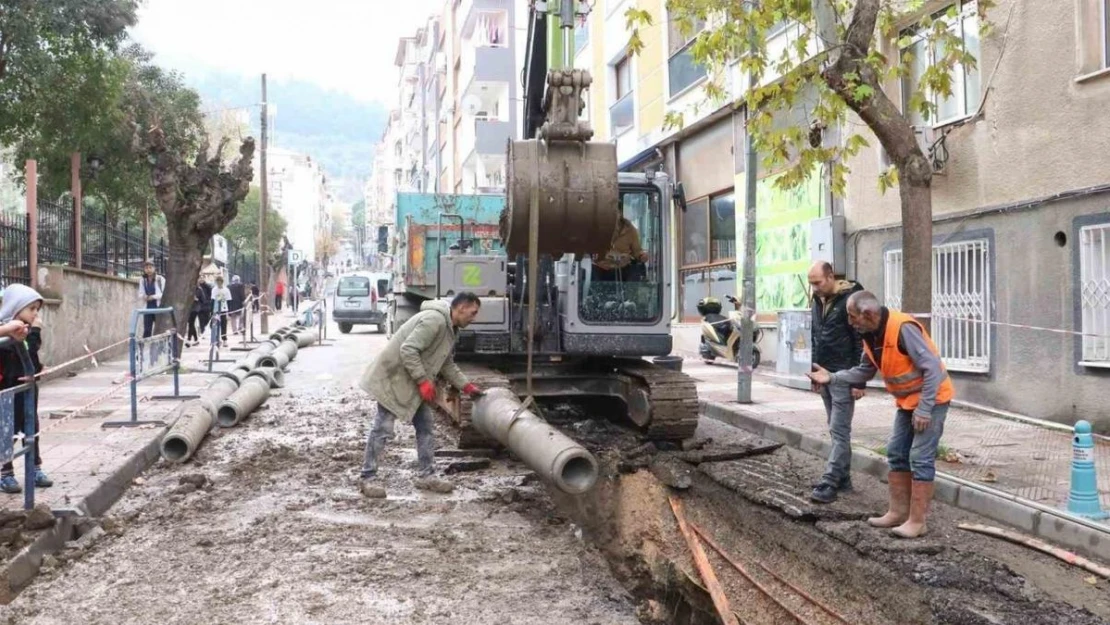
xmin=226 ymin=243 xmax=259 ymax=286
xmin=0 ymin=211 xmax=30 ymax=287
xmin=0 ymin=197 xmax=168 ymax=289
xmin=81 ymin=204 xmax=167 ymax=277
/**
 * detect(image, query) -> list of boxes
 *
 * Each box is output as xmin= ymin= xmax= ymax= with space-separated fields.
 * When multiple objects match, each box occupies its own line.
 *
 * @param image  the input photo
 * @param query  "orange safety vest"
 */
xmin=861 ymin=310 xmax=955 ymax=411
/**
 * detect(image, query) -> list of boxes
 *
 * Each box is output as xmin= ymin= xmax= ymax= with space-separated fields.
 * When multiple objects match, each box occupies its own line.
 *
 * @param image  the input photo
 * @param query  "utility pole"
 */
xmin=737 ymin=20 xmax=759 ymax=405
xmin=259 ymin=73 xmax=270 ymax=334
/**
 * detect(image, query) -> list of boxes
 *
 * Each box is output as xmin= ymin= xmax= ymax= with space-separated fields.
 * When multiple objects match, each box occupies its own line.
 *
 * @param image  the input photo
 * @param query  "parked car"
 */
xmin=331 ymin=272 xmax=390 ymax=334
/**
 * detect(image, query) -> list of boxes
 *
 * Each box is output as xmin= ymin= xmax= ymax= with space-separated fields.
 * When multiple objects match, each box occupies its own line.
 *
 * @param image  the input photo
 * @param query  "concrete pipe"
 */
xmin=472 ymin=388 xmax=599 ymax=495
xmin=503 ymin=139 xmax=620 ymax=257
xmin=275 ymin=340 xmax=299 ymax=361
xmin=218 ymin=367 xmax=250 ymax=387
xmin=250 ymin=340 xmax=279 ymax=358
xmin=259 ymin=349 xmax=291 ymax=370
xmin=161 ymin=400 xmax=216 ymax=463
xmin=232 ymin=353 xmax=262 ymax=372
xmin=286 ymin=330 xmax=318 ymax=348
xmin=269 ymin=328 xmax=293 ymax=342
xmin=247 ymin=366 xmax=285 ymax=389
xmin=217 ymin=375 xmax=271 ymax=428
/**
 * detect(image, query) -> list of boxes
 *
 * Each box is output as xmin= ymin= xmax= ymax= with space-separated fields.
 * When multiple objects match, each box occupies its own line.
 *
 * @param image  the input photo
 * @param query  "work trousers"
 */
xmin=886 ymin=403 xmax=950 ymax=482
xmin=819 ymin=383 xmax=856 ymax=487
xmin=360 ymin=402 xmax=436 ymax=478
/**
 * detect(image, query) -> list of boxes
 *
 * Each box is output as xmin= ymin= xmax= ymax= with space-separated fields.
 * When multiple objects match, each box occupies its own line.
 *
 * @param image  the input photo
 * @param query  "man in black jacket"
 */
xmin=808 ymin=261 xmax=865 ymax=503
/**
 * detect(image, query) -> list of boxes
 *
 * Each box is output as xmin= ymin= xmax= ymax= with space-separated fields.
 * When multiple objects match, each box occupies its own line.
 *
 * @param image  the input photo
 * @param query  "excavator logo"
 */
xmin=461 ymin=265 xmax=482 ymax=287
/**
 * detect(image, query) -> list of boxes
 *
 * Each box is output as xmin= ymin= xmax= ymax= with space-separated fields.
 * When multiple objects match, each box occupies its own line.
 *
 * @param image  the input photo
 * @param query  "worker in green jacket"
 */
xmin=359 ymin=292 xmax=483 ymax=480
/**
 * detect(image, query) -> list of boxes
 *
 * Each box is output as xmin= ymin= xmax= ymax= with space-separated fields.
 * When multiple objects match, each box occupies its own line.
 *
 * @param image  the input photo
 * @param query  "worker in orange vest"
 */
xmin=807 ymin=290 xmax=954 ymax=539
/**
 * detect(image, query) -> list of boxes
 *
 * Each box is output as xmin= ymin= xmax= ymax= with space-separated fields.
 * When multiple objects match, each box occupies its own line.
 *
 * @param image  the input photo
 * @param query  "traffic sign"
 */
xmin=288 ymin=249 xmax=305 ymax=264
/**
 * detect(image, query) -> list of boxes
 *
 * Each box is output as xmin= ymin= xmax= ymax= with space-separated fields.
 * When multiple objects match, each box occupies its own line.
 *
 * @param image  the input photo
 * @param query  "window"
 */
xmin=709 ymin=193 xmax=736 ymax=261
xmin=615 ymin=56 xmax=632 ymax=99
xmin=1080 ymin=223 xmax=1110 ymax=364
xmin=473 ymin=11 xmax=508 ymax=47
xmin=1102 ymin=0 xmax=1110 ymax=69
xmin=900 ymin=1 xmax=981 ymax=126
xmin=667 ymin=16 xmax=707 ymax=96
xmin=682 ymin=192 xmax=735 ymax=265
xmin=575 ymin=20 xmax=589 ymax=56
xmin=610 ymin=55 xmax=634 ymax=135
xmin=337 ymin=276 xmax=371 ymax=297
xmin=884 ymin=239 xmax=991 ymax=372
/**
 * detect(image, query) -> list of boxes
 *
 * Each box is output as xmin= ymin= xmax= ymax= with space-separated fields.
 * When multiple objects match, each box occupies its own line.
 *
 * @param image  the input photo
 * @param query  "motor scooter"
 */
xmin=697 ymin=294 xmax=762 ymax=368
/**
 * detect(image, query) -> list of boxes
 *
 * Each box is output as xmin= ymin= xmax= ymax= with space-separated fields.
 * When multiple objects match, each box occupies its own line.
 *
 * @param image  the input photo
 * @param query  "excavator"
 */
xmin=431 ymin=1 xmax=701 ymax=460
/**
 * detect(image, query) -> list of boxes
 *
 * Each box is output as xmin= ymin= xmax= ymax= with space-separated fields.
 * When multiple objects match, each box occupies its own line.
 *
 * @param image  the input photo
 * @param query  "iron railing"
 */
xmin=37 ymin=198 xmax=75 ymax=266
xmin=0 ymin=211 xmax=30 ymax=287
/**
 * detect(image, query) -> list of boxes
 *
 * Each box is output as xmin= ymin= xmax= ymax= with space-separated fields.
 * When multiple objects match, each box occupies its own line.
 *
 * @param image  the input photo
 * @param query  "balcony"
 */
xmin=458 ymin=45 xmax=513 ymax=98
xmin=459 ymin=0 xmax=511 ymax=39
xmin=459 ymin=117 xmax=512 ymax=161
xmin=609 ymin=93 xmax=635 ymax=136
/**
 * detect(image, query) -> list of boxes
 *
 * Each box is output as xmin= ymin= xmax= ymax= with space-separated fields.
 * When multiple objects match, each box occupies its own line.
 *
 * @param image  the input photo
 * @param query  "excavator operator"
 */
xmin=593 ymin=201 xmax=648 ymax=282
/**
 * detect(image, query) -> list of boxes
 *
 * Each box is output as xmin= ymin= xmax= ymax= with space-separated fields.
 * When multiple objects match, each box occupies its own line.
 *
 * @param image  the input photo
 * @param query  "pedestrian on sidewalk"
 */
xmin=228 ymin=275 xmax=246 ymax=336
xmin=211 ymin=275 xmax=232 ymax=346
xmin=136 ymin=261 xmax=165 ymax=338
xmin=186 ymin=277 xmax=210 ymax=346
xmin=358 ymin=293 xmax=484 ymax=485
xmin=806 ymin=261 xmax=865 ymax=504
xmin=0 ymin=284 xmax=51 ymax=493
xmin=250 ymin=281 xmax=260 ymax=312
xmin=274 ymin=279 xmax=285 ymax=312
xmin=807 ymin=291 xmax=954 ymax=539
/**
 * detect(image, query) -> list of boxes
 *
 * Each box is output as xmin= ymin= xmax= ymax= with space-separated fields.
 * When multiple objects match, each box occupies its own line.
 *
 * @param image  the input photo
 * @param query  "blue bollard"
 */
xmin=1067 ymin=420 xmax=1109 ymax=520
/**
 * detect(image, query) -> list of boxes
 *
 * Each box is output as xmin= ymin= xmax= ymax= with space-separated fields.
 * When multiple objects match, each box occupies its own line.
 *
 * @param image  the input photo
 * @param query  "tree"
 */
xmin=122 ymin=50 xmax=255 ymax=335
xmin=222 ymin=186 xmax=288 ymax=266
xmin=0 ymin=1 xmax=140 ymax=212
xmin=628 ymin=0 xmax=994 ymax=322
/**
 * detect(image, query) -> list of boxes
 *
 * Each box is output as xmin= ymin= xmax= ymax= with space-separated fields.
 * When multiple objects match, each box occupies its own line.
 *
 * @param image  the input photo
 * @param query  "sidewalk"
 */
xmin=680 ymin=357 xmax=1110 ymax=512
xmin=0 ymin=310 xmax=297 ymax=516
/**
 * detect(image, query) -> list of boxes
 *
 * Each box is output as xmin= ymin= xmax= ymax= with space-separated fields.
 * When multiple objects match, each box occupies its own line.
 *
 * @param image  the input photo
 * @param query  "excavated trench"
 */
xmin=532 ymin=399 xmax=1110 ymax=625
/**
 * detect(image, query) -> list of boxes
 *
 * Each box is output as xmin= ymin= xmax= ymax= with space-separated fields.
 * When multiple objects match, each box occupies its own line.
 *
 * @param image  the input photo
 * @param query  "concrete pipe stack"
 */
xmin=160 ymin=322 xmax=321 ymax=463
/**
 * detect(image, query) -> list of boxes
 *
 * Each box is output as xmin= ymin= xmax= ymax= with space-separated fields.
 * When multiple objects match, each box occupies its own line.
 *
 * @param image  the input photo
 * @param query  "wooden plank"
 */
xmin=668 ymin=495 xmax=739 ymax=625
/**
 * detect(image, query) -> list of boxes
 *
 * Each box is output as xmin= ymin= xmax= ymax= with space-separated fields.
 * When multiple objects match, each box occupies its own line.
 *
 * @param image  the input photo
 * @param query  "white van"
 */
xmin=331 ymin=272 xmax=391 ymax=333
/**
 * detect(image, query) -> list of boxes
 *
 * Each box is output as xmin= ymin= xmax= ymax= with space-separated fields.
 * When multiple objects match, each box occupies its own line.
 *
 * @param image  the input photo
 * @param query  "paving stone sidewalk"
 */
xmin=680 ymin=356 xmax=1110 ymax=513
xmin=0 ymin=311 xmax=299 ymax=514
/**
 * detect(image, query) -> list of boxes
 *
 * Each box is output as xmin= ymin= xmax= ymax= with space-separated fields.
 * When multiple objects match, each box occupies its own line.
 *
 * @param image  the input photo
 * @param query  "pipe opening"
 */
xmin=162 ymin=436 xmax=189 ymax=462
xmin=560 ymin=455 xmax=598 ymax=493
xmin=258 ymin=356 xmax=278 ymax=368
xmin=217 ymin=406 xmax=240 ymax=428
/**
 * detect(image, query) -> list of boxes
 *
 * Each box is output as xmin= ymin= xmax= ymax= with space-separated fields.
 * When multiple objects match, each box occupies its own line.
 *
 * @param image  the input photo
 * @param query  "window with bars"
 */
xmin=1080 ymin=223 xmax=1110 ymax=364
xmin=884 ymin=239 xmax=991 ymax=372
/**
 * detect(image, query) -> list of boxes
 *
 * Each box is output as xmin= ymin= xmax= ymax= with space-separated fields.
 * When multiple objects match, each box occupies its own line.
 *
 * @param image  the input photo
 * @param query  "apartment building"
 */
xmin=267 ymin=148 xmax=330 ymax=263
xmin=579 ymin=0 xmax=1110 ymax=426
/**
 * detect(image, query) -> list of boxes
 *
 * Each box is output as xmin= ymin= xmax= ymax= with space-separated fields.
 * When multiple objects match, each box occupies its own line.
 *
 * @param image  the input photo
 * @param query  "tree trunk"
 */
xmin=162 ymin=228 xmax=205 ymax=338
xmin=817 ymin=0 xmax=933 ymax=324
xmin=898 ymin=161 xmax=934 ymax=332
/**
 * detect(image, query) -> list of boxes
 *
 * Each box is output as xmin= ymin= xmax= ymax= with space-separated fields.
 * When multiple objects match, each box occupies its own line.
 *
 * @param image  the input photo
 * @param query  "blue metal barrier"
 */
xmin=0 ymin=337 xmax=40 ymax=509
xmin=104 ymin=307 xmax=197 ymax=428
xmin=206 ymin=313 xmax=237 ymax=372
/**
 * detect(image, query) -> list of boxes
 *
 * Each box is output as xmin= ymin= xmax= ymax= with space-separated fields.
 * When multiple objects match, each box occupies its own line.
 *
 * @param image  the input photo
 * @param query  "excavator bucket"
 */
xmin=503 ymin=138 xmax=619 ymax=258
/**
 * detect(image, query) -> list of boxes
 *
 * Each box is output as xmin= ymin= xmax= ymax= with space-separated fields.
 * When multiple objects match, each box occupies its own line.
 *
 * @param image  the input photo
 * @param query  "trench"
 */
xmin=527 ymin=399 xmax=1108 ymax=625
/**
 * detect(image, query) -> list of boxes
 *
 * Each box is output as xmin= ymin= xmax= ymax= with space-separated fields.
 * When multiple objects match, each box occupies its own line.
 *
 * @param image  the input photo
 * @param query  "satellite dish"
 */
xmin=462 ymin=94 xmax=483 ymax=117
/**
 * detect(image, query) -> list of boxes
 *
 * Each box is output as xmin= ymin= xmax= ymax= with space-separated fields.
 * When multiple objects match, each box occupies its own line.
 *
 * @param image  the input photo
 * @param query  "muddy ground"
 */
xmin=0 ymin=332 xmax=640 ymax=625
xmin=0 ymin=326 xmax=1108 ymax=624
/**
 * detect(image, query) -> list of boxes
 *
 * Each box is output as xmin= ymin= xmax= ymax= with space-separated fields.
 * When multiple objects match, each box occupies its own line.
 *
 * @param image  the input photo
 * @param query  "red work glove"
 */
xmin=462 ymin=383 xmax=483 ymax=398
xmin=418 ymin=380 xmax=437 ymax=403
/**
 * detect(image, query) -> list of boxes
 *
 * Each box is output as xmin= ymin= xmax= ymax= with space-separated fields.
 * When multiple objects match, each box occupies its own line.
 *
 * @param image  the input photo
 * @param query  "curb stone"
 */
xmin=0 ymin=421 xmax=169 ymax=602
xmin=699 ymin=399 xmax=1110 ymax=565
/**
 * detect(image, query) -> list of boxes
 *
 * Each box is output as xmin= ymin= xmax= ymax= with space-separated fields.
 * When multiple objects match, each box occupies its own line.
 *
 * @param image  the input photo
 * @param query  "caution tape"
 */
xmin=909 ymin=313 xmax=1110 ymax=339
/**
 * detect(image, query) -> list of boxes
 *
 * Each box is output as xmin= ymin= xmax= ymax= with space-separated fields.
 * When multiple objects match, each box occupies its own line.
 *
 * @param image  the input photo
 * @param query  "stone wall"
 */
xmin=32 ymin=265 xmax=142 ymax=371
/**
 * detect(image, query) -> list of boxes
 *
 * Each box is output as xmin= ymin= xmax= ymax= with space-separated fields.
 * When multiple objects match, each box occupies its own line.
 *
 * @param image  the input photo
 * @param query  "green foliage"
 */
xmin=625 ymin=0 xmax=994 ymax=195
xmin=222 ymin=186 xmax=288 ymax=263
xmin=351 ymin=199 xmax=366 ymax=230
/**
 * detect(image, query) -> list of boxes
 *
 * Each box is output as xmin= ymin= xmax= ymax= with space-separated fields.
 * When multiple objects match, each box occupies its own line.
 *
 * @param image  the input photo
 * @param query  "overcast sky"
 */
xmin=130 ymin=0 xmax=443 ymax=106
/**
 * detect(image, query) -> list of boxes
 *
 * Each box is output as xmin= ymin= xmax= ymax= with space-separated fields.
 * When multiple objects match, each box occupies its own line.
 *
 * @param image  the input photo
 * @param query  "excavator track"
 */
xmin=439 ymin=359 xmax=700 ymax=449
xmin=608 ymin=358 xmax=700 ymax=441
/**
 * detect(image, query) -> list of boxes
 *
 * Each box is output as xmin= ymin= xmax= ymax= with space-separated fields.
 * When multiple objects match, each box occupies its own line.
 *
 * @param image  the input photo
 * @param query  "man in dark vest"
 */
xmin=807 ymin=261 xmax=864 ymax=504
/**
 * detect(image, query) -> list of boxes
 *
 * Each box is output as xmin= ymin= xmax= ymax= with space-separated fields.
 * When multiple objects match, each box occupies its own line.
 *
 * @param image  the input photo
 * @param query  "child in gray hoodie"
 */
xmin=0 ymin=284 xmax=50 ymax=493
